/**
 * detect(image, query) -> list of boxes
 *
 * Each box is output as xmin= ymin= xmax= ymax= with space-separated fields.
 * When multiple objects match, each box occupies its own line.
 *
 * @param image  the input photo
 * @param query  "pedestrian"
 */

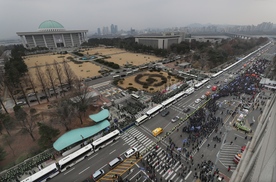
xmin=234 ymin=136 xmax=237 ymax=140
xmin=214 ymin=144 xmax=216 ymax=148
xmin=207 ymin=143 xmax=210 ymax=147
xmin=228 ymin=165 xmax=231 ymax=172
xmin=230 ymin=141 xmax=233 ymax=145
xmin=201 ymin=154 xmax=204 ymax=158
xmin=245 ymin=136 xmax=248 ymax=140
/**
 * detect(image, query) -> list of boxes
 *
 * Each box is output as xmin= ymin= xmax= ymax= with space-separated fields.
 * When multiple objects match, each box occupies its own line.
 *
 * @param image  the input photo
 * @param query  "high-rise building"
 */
xmin=97 ymin=28 xmax=101 ymax=35
xmin=111 ymin=24 xmax=115 ymax=34
xmin=102 ymin=26 xmax=109 ymax=35
xmin=115 ymin=25 xmax=118 ymax=34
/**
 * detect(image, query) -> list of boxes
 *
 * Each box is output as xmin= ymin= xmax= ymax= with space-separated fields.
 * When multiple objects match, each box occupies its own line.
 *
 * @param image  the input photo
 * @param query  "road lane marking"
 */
xmin=110 ymin=141 xmax=119 ymax=146
xmin=109 ymin=149 xmax=116 ymax=154
xmin=184 ymin=170 xmax=192 ymax=180
xmin=64 ymin=167 xmax=75 ymax=175
xmin=79 ymin=166 xmax=90 ymax=174
xmin=88 ymin=153 xmax=98 ymax=160
xmin=234 ymin=134 xmax=244 ymax=138
xmin=163 ymin=122 xmax=171 ymax=129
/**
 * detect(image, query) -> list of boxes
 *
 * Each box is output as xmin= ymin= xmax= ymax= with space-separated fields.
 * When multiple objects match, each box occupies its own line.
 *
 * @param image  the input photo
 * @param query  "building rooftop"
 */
xmin=38 ymin=20 xmax=65 ymax=31
xmin=89 ymin=109 xmax=109 ymax=122
xmin=53 ymin=119 xmax=110 ymax=151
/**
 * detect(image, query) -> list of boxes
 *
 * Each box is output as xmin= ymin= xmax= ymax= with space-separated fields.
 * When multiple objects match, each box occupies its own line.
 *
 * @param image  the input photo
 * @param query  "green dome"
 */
xmin=38 ymin=20 xmax=65 ymax=31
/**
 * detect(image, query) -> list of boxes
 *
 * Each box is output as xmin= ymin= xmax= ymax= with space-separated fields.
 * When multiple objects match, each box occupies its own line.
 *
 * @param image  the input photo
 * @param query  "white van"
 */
xmin=108 ymin=157 xmax=123 ymax=169
xmin=124 ymin=147 xmax=137 ymax=158
xmin=92 ymin=169 xmax=105 ymax=181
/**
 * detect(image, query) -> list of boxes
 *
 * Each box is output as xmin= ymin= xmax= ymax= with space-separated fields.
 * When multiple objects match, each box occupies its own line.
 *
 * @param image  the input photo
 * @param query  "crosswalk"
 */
xmin=121 ymin=127 xmax=155 ymax=153
xmin=219 ymin=143 xmax=241 ymax=170
xmin=143 ymin=147 xmax=187 ymax=182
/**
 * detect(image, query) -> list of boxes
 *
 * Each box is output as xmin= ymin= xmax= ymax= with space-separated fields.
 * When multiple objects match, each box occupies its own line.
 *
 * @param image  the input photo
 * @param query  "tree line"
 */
xmin=82 ymin=37 xmax=268 ymax=70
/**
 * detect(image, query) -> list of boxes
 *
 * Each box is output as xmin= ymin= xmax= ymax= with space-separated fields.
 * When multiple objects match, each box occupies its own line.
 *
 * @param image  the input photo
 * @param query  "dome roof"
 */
xmin=38 ymin=20 xmax=65 ymax=31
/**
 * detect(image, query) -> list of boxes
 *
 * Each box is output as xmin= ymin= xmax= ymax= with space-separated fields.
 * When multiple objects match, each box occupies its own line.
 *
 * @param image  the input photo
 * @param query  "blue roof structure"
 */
xmin=89 ymin=109 xmax=109 ymax=122
xmin=53 ymin=120 xmax=110 ymax=151
xmin=38 ymin=20 xmax=64 ymax=29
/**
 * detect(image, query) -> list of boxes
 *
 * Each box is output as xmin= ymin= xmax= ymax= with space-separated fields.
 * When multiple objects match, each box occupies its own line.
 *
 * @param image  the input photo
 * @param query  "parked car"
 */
xmin=92 ymin=169 xmax=105 ymax=181
xmin=16 ymin=101 xmax=26 ymax=106
xmin=171 ymin=116 xmax=180 ymax=123
xmin=195 ymin=99 xmax=201 ymax=104
xmin=27 ymin=93 xmax=36 ymax=97
xmin=214 ymin=81 xmax=219 ymax=84
xmin=161 ymin=110 xmax=170 ymax=117
xmin=206 ymin=85 xmax=211 ymax=89
xmin=201 ymin=95 xmax=207 ymax=100
xmin=124 ymin=147 xmax=138 ymax=158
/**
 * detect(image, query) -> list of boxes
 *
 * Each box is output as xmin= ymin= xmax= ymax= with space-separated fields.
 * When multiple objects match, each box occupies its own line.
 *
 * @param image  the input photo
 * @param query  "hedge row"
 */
xmin=94 ymin=59 xmax=120 ymax=69
xmin=134 ymin=74 xmax=167 ymax=86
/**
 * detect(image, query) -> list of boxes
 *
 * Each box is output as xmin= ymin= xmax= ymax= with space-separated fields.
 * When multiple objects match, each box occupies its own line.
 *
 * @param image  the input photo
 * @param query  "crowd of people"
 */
xmin=0 ymin=151 xmax=53 ymax=182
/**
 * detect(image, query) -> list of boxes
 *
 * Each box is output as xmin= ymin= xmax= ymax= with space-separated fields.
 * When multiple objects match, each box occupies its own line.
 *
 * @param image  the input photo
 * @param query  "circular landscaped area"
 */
xmin=117 ymin=71 xmax=181 ymax=93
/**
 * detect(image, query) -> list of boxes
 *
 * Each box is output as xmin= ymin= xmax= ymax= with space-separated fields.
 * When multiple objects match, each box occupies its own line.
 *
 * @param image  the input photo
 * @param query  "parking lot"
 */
xmin=95 ymin=84 xmax=125 ymax=101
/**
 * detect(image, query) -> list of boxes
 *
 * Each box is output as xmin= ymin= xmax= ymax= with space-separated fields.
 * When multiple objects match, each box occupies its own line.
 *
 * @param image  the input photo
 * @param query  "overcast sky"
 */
xmin=0 ymin=0 xmax=275 ymax=40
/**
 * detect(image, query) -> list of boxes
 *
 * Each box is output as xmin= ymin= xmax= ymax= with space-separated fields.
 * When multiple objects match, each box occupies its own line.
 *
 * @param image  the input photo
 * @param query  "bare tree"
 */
xmin=71 ymin=79 xmax=92 ymax=125
xmin=18 ymin=82 xmax=31 ymax=107
xmin=26 ymin=72 xmax=40 ymax=104
xmin=0 ymin=72 xmax=9 ymax=114
xmin=62 ymin=60 xmax=76 ymax=90
xmin=2 ymin=77 xmax=17 ymax=105
xmin=35 ymin=64 xmax=49 ymax=102
xmin=0 ymin=113 xmax=14 ymax=136
xmin=3 ymin=134 xmax=15 ymax=156
xmin=14 ymin=106 xmax=38 ymax=141
xmin=45 ymin=63 xmax=58 ymax=98
xmin=50 ymin=98 xmax=75 ymax=131
xmin=53 ymin=60 xmax=65 ymax=96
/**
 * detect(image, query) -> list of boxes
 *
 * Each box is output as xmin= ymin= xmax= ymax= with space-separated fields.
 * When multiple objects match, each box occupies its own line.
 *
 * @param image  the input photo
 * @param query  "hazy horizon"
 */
xmin=0 ymin=0 xmax=275 ymax=40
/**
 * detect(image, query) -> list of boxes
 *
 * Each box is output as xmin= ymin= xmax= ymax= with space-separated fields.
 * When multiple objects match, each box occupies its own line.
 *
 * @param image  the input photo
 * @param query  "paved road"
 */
xmin=20 ymin=42 xmax=274 ymax=182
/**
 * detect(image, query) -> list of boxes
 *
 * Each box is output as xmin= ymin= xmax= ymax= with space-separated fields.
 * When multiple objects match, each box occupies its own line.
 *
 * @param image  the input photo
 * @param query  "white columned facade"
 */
xmin=52 ymin=34 xmax=57 ymax=48
xmin=20 ymin=36 xmax=26 ymax=48
xmin=70 ymin=33 xmax=74 ymax=47
xmin=32 ymin=35 xmax=37 ymax=47
xmin=42 ymin=35 xmax=48 ymax=48
xmin=78 ymin=33 xmax=82 ymax=45
xmin=62 ymin=34 xmax=66 ymax=47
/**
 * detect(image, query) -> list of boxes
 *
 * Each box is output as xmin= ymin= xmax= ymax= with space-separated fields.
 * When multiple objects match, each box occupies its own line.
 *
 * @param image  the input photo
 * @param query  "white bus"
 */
xmin=194 ymin=78 xmax=210 ymax=90
xmin=20 ymin=163 xmax=59 ymax=182
xmin=131 ymin=94 xmax=140 ymax=100
xmin=146 ymin=104 xmax=163 ymax=117
xmin=161 ymin=97 xmax=176 ymax=107
xmin=113 ymin=75 xmax=121 ymax=80
xmin=58 ymin=144 xmax=93 ymax=171
xmin=92 ymin=129 xmax=120 ymax=150
xmin=184 ymin=87 xmax=195 ymax=95
xmin=135 ymin=115 xmax=149 ymax=126
xmin=126 ymin=71 xmax=132 ymax=75
xmin=211 ymin=71 xmax=223 ymax=78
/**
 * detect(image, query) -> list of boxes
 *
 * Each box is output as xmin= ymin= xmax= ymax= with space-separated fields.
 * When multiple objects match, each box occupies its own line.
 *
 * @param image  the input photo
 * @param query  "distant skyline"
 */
xmin=0 ymin=0 xmax=275 ymax=40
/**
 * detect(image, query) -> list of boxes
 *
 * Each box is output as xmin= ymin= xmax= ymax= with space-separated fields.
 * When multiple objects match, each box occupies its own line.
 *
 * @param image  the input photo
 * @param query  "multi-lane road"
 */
xmin=47 ymin=41 xmax=275 ymax=182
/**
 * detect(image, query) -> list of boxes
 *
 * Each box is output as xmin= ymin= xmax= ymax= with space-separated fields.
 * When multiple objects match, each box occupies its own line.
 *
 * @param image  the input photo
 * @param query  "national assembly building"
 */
xmin=16 ymin=20 xmax=88 ymax=49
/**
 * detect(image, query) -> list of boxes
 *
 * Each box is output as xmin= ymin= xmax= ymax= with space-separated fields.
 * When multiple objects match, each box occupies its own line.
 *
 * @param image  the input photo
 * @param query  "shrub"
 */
xmin=127 ymin=87 xmax=138 ymax=91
